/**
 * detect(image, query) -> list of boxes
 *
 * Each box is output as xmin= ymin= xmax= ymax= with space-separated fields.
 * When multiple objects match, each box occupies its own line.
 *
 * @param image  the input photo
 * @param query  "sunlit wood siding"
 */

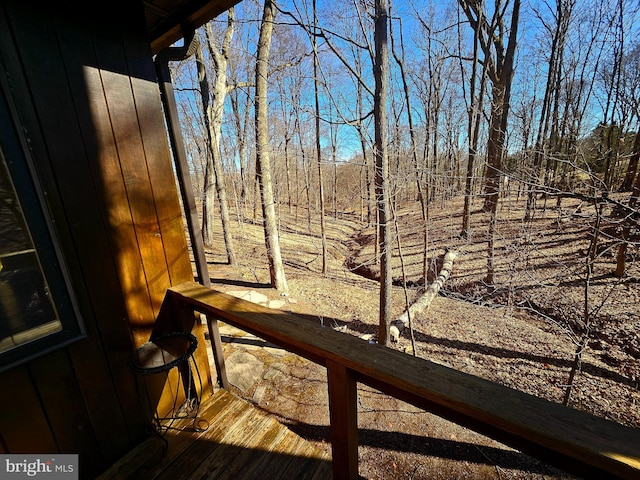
xmin=0 ymin=1 xmax=210 ymax=477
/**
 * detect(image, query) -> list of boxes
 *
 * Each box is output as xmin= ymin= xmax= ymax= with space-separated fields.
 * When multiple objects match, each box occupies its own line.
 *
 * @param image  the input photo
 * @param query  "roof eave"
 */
xmin=148 ymin=0 xmax=241 ymax=54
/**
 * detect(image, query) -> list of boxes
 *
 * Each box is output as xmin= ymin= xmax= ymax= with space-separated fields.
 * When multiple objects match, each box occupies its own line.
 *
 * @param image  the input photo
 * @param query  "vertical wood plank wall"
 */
xmin=0 ymin=2 xmax=211 ymax=476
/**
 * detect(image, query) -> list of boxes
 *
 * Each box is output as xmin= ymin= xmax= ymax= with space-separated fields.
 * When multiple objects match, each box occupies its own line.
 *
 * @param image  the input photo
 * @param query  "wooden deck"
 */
xmin=97 ymin=389 xmax=332 ymax=479
xmin=166 ymin=282 xmax=640 ymax=479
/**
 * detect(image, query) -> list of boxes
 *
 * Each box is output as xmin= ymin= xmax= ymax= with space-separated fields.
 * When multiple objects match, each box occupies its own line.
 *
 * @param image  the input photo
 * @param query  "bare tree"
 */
xmin=615 ymin=171 xmax=640 ymax=277
xmin=612 ymin=40 xmax=640 ymax=191
xmin=295 ymin=112 xmax=313 ymax=231
xmin=196 ymin=13 xmax=238 ymax=265
xmin=278 ymin=0 xmax=394 ymax=341
xmin=313 ymin=0 xmax=328 ymax=274
xmin=459 ymin=0 xmax=521 ymax=284
xmin=598 ymin=0 xmax=626 ymax=190
xmin=256 ymin=0 xmax=289 ymax=293
xmin=229 ymin=85 xmax=253 ymax=215
xmin=374 ymin=0 xmax=392 ymax=345
xmin=390 ymin=13 xmax=429 ymax=282
xmin=353 ymin=51 xmax=375 ymax=227
xmin=458 ymin=3 xmax=488 ymax=238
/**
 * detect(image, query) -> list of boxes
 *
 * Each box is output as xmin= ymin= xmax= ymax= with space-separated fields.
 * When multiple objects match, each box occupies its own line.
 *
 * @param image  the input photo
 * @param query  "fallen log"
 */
xmin=390 ymin=249 xmax=458 ymax=343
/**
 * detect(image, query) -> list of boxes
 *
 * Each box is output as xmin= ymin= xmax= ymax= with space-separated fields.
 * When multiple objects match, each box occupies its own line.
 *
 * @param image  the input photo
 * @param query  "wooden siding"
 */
xmin=0 ymin=1 xmax=210 ymax=477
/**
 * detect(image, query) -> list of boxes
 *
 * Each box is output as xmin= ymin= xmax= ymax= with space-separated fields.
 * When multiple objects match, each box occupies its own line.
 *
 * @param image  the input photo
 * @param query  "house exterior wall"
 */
xmin=0 ymin=1 xmax=210 ymax=476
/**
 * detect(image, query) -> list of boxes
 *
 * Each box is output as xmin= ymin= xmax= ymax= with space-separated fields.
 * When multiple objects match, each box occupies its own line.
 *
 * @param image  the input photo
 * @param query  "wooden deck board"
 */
xmin=153 ymin=397 xmax=258 ymax=479
xmin=277 ymin=435 xmax=334 ymax=480
xmin=178 ymin=408 xmax=280 ymax=479
xmin=97 ymin=389 xmax=331 ymax=479
xmin=193 ymin=419 xmax=287 ymax=480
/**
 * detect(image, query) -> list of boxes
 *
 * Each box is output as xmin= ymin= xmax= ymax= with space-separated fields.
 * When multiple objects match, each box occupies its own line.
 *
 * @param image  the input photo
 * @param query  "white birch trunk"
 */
xmin=390 ymin=249 xmax=458 ymax=342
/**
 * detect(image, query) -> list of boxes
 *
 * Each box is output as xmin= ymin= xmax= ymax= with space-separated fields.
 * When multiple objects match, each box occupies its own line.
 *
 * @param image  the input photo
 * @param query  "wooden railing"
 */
xmin=166 ymin=281 xmax=640 ymax=480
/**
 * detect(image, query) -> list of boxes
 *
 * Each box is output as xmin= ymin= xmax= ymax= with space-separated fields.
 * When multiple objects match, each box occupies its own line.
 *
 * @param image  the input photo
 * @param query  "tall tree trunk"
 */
xmin=483 ymin=83 xmax=506 ymax=214
xmin=329 ymin=99 xmax=338 ymax=218
xmin=615 ymin=129 xmax=640 ymax=277
xmin=423 ymin=31 xmax=442 ymax=206
xmin=201 ymin=152 xmax=217 ymax=246
xmin=374 ymin=0 xmax=392 ymax=346
xmin=525 ymin=0 xmax=573 ymax=222
xmin=230 ymin=84 xmax=251 ymax=207
xmin=459 ymin=0 xmax=521 ymax=285
xmin=255 ymin=0 xmax=288 ymax=292
xmin=461 ymin=13 xmax=487 ymax=237
xmin=390 ymin=13 xmax=429 ymax=283
xmin=296 ymin=117 xmax=312 ymax=232
xmin=276 ymin=73 xmax=293 ymax=215
xmin=353 ymin=53 xmax=374 ymax=227
xmin=461 ymin=89 xmax=484 ymax=236
xmin=313 ymin=0 xmax=327 ymax=274
xmin=197 ymin=28 xmax=216 ymax=250
xmin=602 ymin=0 xmax=624 ymax=190
xmin=631 ymin=151 xmax=640 ymax=207
xmin=208 ymin=18 xmax=237 ymax=265
xmin=197 ymin=14 xmax=237 ymax=265
xmin=284 ymin=133 xmax=293 ymax=214
xmin=620 ymin=129 xmax=640 ymax=191
xmin=358 ymin=126 xmax=373 ymax=226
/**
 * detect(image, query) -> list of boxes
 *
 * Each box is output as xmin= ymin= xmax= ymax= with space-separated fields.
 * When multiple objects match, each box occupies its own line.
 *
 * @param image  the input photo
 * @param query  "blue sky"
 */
xmin=174 ymin=0 xmax=640 ymax=167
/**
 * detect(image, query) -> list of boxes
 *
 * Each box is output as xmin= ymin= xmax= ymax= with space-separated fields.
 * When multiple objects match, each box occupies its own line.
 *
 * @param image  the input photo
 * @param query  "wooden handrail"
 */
xmin=167 ymin=281 xmax=640 ymax=480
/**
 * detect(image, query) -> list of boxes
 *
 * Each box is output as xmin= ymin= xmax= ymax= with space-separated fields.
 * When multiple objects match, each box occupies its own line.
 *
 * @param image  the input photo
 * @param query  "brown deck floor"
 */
xmin=97 ymin=389 xmax=332 ymax=479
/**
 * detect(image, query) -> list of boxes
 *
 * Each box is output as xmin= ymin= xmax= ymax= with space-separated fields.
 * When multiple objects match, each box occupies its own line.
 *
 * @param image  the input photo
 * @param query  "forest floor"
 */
xmin=201 ymin=191 xmax=639 ymax=479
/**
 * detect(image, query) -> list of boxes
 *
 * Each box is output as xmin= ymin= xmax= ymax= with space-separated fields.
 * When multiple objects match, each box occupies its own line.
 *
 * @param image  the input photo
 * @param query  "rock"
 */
xmin=264 ymin=345 xmax=286 ymax=356
xmin=263 ymin=363 xmax=286 ymax=380
xmin=218 ymin=323 xmax=247 ymax=338
xmin=269 ymin=299 xmax=286 ymax=309
xmin=240 ymin=340 xmax=263 ymax=351
xmin=227 ymin=290 xmax=269 ymax=305
xmin=252 ymin=384 xmax=267 ymax=404
xmin=226 ymin=351 xmax=264 ymax=392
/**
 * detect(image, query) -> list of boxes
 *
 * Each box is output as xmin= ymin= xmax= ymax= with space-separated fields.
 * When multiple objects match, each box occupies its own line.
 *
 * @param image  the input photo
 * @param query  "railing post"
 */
xmin=327 ymin=359 xmax=359 ymax=480
xmin=203 ymin=313 xmax=229 ymax=390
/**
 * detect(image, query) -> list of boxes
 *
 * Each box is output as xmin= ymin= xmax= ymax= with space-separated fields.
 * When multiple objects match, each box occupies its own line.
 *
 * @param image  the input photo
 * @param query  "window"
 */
xmin=0 ymin=78 xmax=84 ymax=371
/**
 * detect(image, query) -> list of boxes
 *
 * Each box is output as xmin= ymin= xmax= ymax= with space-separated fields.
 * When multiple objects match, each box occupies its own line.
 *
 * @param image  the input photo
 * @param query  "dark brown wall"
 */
xmin=0 ymin=1 xmax=209 ymax=477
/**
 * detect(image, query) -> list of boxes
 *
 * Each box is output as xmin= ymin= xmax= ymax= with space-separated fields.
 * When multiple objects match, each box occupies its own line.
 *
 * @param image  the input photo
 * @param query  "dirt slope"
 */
xmin=204 ymin=193 xmax=639 ymax=479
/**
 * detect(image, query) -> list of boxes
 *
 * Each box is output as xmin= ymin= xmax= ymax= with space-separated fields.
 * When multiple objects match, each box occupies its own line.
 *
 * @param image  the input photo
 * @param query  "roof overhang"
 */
xmin=144 ymin=0 xmax=242 ymax=54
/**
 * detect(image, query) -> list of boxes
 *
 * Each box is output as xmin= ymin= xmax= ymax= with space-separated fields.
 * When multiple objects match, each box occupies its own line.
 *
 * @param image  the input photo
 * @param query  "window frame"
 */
xmin=0 ymin=72 xmax=85 ymax=372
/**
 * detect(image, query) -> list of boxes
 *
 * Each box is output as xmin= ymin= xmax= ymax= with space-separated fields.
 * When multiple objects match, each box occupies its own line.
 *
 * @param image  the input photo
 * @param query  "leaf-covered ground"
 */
xmin=203 ymin=192 xmax=639 ymax=479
